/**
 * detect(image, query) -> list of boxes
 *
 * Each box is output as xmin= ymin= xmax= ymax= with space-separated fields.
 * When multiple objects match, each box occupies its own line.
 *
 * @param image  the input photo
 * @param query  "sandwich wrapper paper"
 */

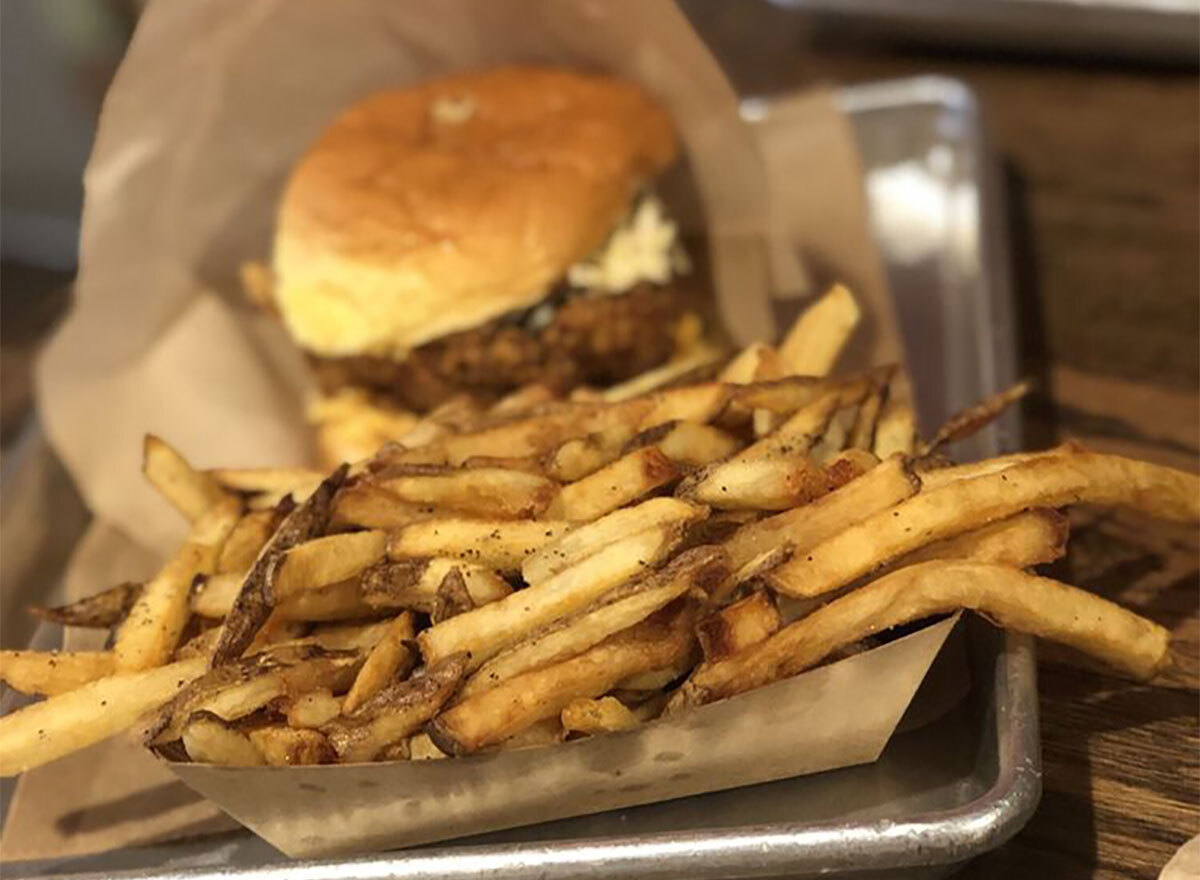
xmin=4 ymin=0 xmax=956 ymax=862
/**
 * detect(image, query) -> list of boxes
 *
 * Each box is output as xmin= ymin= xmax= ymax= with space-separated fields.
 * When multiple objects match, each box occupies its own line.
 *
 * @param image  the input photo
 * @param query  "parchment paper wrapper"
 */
xmin=10 ymin=0 xmax=917 ymax=863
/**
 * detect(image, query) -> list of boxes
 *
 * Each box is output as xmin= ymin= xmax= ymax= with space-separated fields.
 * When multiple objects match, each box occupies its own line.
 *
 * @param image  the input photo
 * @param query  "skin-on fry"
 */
xmin=380 ymin=467 xmax=559 ymax=519
xmin=285 ymin=688 xmax=342 ymax=729
xmin=115 ymin=496 xmax=241 ymax=672
xmin=601 ymin=345 xmax=726 ymax=402
xmin=542 ymin=434 xmax=622 ymax=483
xmin=183 ymin=714 xmax=265 ymax=766
xmin=494 ymin=717 xmax=565 ymax=750
xmin=718 ymin=343 xmax=785 ymax=384
xmin=429 ymin=600 xmax=695 ymax=755
xmin=389 ymin=519 xmax=574 ymax=574
xmin=217 ymin=510 xmax=283 ymax=575
xmin=778 ymin=283 xmax=861 ymax=376
xmin=488 ymin=383 xmax=557 ymax=418
xmin=460 ymin=455 xmax=545 ymax=475
xmin=637 ymin=383 xmax=733 ymax=431
xmin=0 ymin=651 xmax=117 ymax=696
xmin=848 ymin=385 xmax=885 ymax=450
xmin=873 ymin=395 xmax=918 ymax=459
xmin=362 ymin=558 xmax=512 ymax=613
xmin=431 ymin=569 xmax=475 ymax=623
xmin=697 ymin=591 xmax=782 ymax=663
xmin=275 ymin=581 xmax=377 ymax=622
xmin=273 ymin=531 xmax=388 ymax=598
xmin=248 ymin=726 xmax=335 ymax=766
xmin=679 ymin=447 xmax=877 ymax=512
xmin=543 ymin=447 xmax=680 ymax=522
xmin=329 ymin=484 xmax=437 ymax=531
xmin=323 ymin=654 xmax=467 ymax=763
xmin=675 ymin=560 xmax=1171 ymax=709
xmin=461 ymin=547 xmax=727 ymax=700
xmin=523 ymin=497 xmax=705 ymax=585
xmin=892 ymin=508 xmax=1069 ymax=571
xmin=29 ymin=582 xmax=141 ymax=629
xmin=143 ymin=435 xmax=231 ymax=522
xmin=768 ymin=451 xmax=1200 ymax=599
xmin=722 ymin=453 xmax=919 ymax=569
xmin=0 ymin=657 xmax=206 ymax=776
xmin=419 ymin=526 xmax=684 ymax=671
xmin=208 ymin=467 xmax=326 ymax=495
xmin=210 ymin=465 xmax=348 ymax=666
xmin=342 ymin=612 xmax=416 ymax=714
xmin=561 ymin=696 xmax=639 ymax=735
xmin=408 ymin=731 xmax=448 ymax=760
xmin=923 ymin=380 xmax=1032 ymax=455
xmin=624 ymin=420 xmax=741 ymax=468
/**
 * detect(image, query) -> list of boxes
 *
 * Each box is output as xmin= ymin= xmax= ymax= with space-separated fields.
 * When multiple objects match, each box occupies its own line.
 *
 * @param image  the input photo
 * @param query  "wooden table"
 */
xmin=687 ymin=5 xmax=1199 ymax=877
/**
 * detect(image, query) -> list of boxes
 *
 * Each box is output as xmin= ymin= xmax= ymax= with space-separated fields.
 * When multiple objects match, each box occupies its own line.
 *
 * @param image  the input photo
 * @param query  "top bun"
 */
xmin=273 ymin=66 xmax=679 ymax=357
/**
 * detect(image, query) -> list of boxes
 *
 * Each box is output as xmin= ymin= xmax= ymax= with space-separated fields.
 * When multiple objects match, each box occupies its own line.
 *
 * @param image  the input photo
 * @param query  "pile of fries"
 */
xmin=2 ymin=285 xmax=1196 ymax=774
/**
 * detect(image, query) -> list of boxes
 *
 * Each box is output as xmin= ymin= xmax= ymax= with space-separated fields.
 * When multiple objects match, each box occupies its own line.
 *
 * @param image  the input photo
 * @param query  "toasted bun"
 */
xmin=274 ymin=66 xmax=678 ymax=357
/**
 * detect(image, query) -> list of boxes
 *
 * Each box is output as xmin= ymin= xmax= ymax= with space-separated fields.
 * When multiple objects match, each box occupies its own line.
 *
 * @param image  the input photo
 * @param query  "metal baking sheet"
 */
xmin=0 ymin=75 xmax=1040 ymax=879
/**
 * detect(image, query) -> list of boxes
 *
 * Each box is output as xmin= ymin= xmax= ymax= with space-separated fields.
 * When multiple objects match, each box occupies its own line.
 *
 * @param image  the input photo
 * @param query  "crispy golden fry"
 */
xmin=303 ymin=620 xmax=393 ymax=652
xmin=429 ymin=601 xmax=695 ymax=755
xmin=488 ymin=384 xmax=557 ymax=418
xmin=29 ymin=582 xmax=141 ymax=629
xmin=637 ymin=383 xmax=732 ymax=431
xmin=249 ymin=726 xmax=335 ymax=766
xmin=924 ymin=380 xmax=1032 ymax=454
xmin=615 ymin=659 xmax=693 ymax=692
xmin=275 ymin=581 xmax=377 ymax=622
xmin=676 ymin=561 xmax=1171 ymax=709
xmin=210 ymin=466 xmax=348 ymax=666
xmin=523 ymin=497 xmax=705 ymax=585
xmin=389 ymin=518 xmax=574 ymax=574
xmin=342 ymin=612 xmax=416 ymax=714
xmin=461 ymin=547 xmax=727 ymax=699
xmin=0 ymin=651 xmax=117 ymax=696
xmin=894 ymin=509 xmax=1069 ymax=570
xmin=544 ymin=447 xmax=680 ymax=521
xmin=561 ymin=696 xmax=639 ymax=735
xmin=601 ymin=345 xmax=726 ymax=402
xmin=217 ymin=510 xmax=282 ymax=575
xmin=495 ymin=718 xmax=565 ymax=750
xmin=190 ymin=573 xmax=240 ymax=619
xmin=460 ymin=455 xmax=545 ymax=475
xmin=362 ymin=558 xmax=512 ymax=613
xmin=246 ymin=615 xmax=309 ymax=652
xmin=0 ymin=657 xmax=206 ymax=775
xmin=542 ymin=434 xmax=623 ymax=482
xmin=848 ymin=385 xmax=885 ymax=450
xmin=697 ymin=592 xmax=782 ymax=662
xmin=420 ymin=526 xmax=683 ymax=671
xmin=183 ymin=714 xmax=264 ymax=766
xmin=873 ymin=395 xmax=918 ymax=459
xmin=208 ymin=467 xmax=326 ymax=495
xmin=285 ymin=688 xmax=343 ymax=729
xmin=768 ymin=451 xmax=1200 ymax=599
xmin=323 ymin=654 xmax=467 ymax=763
xmin=718 ymin=343 xmax=785 ymax=385
xmin=147 ymin=646 xmax=360 ymax=745
xmin=143 ymin=435 xmax=231 ymax=522
xmin=175 ymin=627 xmax=222 ymax=660
xmin=915 ymin=443 xmax=1085 ymax=491
xmin=712 ymin=545 xmax=793 ymax=604
xmin=417 ymin=406 xmax=622 ymax=467
xmin=274 ymin=531 xmax=388 ymax=598
xmin=379 ymin=467 xmax=558 ymax=519
xmin=722 ymin=455 xmax=917 ymax=569
xmin=330 ymin=483 xmax=436 ymax=531
xmin=679 ymin=446 xmax=876 ymax=512
xmin=244 ymin=481 xmax=321 ymax=511
xmin=625 ymin=420 xmax=741 ymax=468
xmin=778 ymin=283 xmax=861 ymax=376
xmin=115 ymin=496 xmax=241 ymax=672
xmin=408 ymin=731 xmax=448 ymax=760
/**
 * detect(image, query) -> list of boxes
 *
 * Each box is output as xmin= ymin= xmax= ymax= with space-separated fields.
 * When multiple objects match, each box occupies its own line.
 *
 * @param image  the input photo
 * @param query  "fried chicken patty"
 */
xmin=311 ymin=282 xmax=692 ymax=411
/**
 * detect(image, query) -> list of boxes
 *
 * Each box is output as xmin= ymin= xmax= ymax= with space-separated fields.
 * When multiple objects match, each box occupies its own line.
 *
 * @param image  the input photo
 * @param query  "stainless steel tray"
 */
xmin=0 ymin=76 xmax=1040 ymax=879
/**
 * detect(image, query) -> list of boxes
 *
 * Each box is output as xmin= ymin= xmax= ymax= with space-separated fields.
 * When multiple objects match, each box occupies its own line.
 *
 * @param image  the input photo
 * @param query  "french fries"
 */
xmin=0 ymin=657 xmax=206 ymax=775
xmin=544 ymin=447 xmax=680 ymax=521
xmin=778 ymin=283 xmax=861 ymax=375
xmin=143 ymin=435 xmax=231 ymax=522
xmin=419 ymin=526 xmax=683 ymax=671
xmin=388 ymin=519 xmax=574 ymax=574
xmin=380 ymin=467 xmax=558 ymax=519
xmin=341 ymin=613 xmax=416 ymax=713
xmin=29 ymin=582 xmax=141 ymax=629
xmin=4 ymin=284 xmax=1187 ymax=776
xmin=429 ymin=601 xmax=694 ymax=755
xmin=0 ymin=651 xmax=117 ymax=696
xmin=676 ymin=561 xmax=1172 ymax=709
xmin=768 ymin=450 xmax=1200 ymax=599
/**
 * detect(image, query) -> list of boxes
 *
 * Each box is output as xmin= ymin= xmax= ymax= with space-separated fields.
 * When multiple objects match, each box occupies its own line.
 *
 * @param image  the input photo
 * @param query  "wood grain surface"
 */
xmin=685 ymin=4 xmax=1198 ymax=876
